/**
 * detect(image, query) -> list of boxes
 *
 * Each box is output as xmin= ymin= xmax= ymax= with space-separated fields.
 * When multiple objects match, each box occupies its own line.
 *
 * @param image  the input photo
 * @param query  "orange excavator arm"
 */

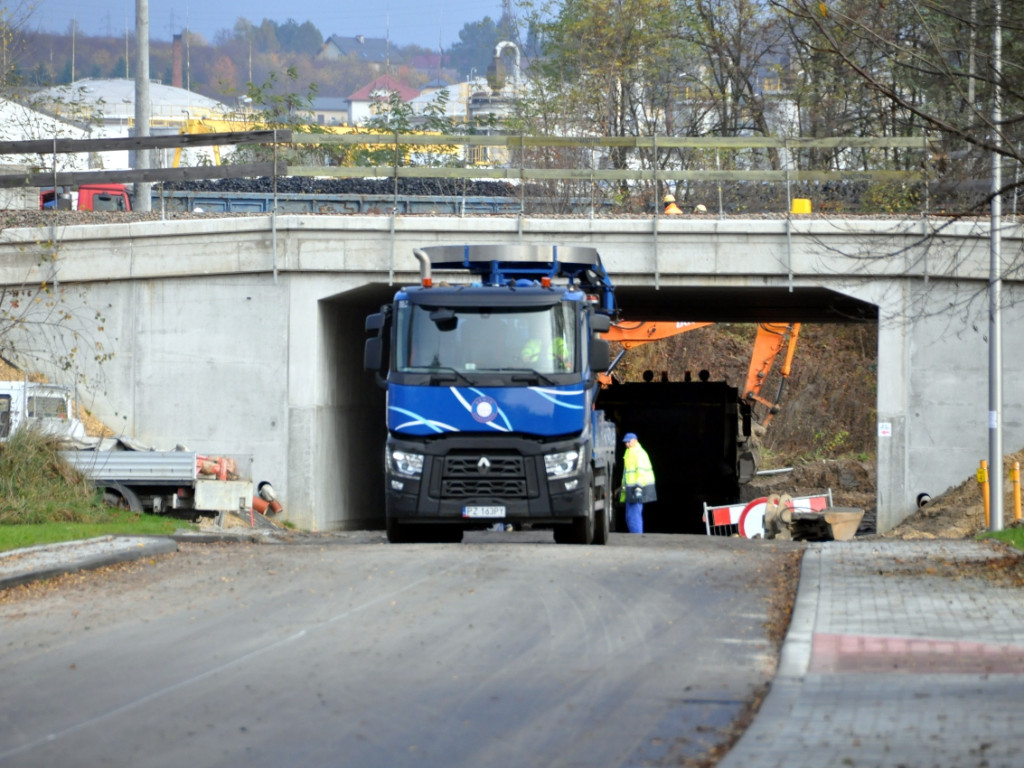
xmin=598 ymin=320 xmax=801 ymax=426
xmin=601 ymin=321 xmax=713 ymax=349
xmin=598 ymin=321 xmax=714 ymax=387
xmin=743 ymin=323 xmax=801 ymax=425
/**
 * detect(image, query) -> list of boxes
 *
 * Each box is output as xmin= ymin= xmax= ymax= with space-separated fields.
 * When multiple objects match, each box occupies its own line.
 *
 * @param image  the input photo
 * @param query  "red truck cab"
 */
xmin=40 ymin=184 xmax=132 ymax=211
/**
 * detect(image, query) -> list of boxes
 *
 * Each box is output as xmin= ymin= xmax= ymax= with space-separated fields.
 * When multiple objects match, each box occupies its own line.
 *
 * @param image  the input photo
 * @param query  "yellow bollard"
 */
xmin=1014 ymin=461 xmax=1022 ymax=522
xmin=977 ymin=460 xmax=990 ymax=528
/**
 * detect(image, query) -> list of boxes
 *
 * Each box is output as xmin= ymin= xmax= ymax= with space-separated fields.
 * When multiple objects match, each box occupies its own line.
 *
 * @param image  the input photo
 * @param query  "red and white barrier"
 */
xmin=703 ymin=491 xmax=833 ymax=538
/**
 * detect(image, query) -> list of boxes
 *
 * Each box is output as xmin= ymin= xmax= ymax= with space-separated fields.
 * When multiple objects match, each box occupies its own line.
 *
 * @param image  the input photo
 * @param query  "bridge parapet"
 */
xmin=0 ymin=214 xmax=1016 ymax=287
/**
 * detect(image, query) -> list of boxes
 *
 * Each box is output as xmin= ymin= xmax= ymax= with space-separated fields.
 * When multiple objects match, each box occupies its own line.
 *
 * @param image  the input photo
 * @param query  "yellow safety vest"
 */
xmin=522 ymin=337 xmax=569 ymax=366
xmin=622 ymin=444 xmax=655 ymax=488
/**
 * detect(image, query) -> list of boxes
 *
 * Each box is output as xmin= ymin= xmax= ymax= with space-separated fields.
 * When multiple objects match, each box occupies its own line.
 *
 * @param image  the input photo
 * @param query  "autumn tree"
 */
xmin=771 ymin=0 xmax=1024 ymax=210
xmin=0 ymin=1 xmax=36 ymax=90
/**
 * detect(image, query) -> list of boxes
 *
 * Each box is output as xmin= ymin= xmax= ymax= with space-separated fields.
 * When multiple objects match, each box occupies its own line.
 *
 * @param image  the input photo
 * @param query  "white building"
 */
xmin=32 ymin=79 xmax=234 ymax=170
xmin=0 ymin=98 xmax=90 ymax=169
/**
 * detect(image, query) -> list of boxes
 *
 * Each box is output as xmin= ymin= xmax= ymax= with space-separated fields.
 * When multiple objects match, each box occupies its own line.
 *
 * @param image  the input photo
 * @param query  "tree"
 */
xmin=771 ymin=0 xmax=1024 ymax=211
xmin=0 ymin=250 xmax=114 ymax=386
xmin=447 ymin=17 xmax=503 ymax=78
xmin=516 ymin=0 xmax=688 ymax=203
xmin=276 ymin=19 xmax=323 ymax=54
xmin=0 ymin=1 xmax=35 ymax=90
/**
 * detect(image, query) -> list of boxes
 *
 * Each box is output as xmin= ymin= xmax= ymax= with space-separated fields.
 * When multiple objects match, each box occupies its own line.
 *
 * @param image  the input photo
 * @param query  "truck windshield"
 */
xmin=396 ymin=302 xmax=578 ymax=375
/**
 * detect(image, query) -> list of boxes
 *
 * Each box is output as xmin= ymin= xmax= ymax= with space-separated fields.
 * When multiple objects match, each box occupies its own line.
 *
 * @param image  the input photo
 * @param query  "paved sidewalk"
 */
xmin=0 ymin=536 xmax=178 ymax=590
xmin=719 ymin=539 xmax=1024 ymax=768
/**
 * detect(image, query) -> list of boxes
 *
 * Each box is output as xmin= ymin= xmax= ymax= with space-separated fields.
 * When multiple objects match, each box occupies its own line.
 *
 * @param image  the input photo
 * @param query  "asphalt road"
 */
xmin=0 ymin=530 xmax=800 ymax=768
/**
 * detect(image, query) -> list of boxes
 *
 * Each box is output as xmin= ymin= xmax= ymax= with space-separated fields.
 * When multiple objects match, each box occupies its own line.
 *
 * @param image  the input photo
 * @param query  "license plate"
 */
xmin=463 ymin=505 xmax=506 ymax=519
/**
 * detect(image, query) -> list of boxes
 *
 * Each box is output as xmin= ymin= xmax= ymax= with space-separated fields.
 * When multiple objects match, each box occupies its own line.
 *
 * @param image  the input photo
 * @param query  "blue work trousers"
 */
xmin=625 ymin=502 xmax=644 ymax=534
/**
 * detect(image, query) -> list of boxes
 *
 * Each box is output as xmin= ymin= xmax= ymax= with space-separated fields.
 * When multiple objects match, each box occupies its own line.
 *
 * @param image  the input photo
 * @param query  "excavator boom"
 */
xmin=601 ymin=321 xmax=713 ymax=349
xmin=600 ymin=319 xmax=801 ymax=425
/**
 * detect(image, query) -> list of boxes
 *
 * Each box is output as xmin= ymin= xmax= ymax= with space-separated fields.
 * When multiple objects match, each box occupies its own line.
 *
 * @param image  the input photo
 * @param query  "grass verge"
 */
xmin=0 ymin=429 xmax=191 ymax=553
xmin=980 ymin=526 xmax=1024 ymax=551
xmin=0 ymin=510 xmax=184 ymax=552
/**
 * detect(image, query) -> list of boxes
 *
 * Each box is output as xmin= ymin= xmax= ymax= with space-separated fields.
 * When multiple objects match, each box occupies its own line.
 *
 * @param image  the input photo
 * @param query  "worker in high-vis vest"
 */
xmin=521 ymin=337 xmax=570 ymax=371
xmin=619 ymin=432 xmax=656 ymax=533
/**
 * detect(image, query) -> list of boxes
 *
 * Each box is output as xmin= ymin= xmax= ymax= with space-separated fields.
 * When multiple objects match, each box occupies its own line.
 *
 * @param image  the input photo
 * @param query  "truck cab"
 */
xmin=40 ymin=184 xmax=131 ymax=211
xmin=0 ymin=381 xmax=86 ymax=442
xmin=365 ymin=245 xmax=617 ymax=544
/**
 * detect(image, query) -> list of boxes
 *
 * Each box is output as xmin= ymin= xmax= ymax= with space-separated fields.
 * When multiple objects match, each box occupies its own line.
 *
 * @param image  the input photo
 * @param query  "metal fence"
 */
xmin=1 ymin=130 xmax=1001 ymax=216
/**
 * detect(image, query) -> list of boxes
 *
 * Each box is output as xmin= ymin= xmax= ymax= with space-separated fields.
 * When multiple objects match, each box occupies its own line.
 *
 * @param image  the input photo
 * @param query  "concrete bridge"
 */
xmin=2 ymin=213 xmax=1022 ymax=532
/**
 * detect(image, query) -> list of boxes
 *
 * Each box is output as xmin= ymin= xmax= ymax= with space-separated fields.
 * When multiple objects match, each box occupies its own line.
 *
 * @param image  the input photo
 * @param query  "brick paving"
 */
xmin=718 ymin=540 xmax=1024 ymax=768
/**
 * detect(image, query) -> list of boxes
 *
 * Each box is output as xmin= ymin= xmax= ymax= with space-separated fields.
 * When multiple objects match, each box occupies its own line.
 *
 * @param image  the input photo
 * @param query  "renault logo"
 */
xmin=477 ymin=457 xmax=491 ymax=472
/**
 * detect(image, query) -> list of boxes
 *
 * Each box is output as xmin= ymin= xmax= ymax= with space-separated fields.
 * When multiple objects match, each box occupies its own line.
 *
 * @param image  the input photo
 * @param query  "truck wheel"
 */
xmin=592 ymin=480 xmax=610 ymax=545
xmin=386 ymin=516 xmax=407 ymax=543
xmin=553 ymin=485 xmax=595 ymax=545
xmin=102 ymin=483 xmax=143 ymax=513
xmin=571 ymin=485 xmax=596 ymax=545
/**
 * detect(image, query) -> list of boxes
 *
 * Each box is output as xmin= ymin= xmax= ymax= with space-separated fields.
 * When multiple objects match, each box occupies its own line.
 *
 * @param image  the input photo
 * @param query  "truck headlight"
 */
xmin=388 ymin=448 xmax=424 ymax=478
xmin=544 ymin=450 xmax=580 ymax=479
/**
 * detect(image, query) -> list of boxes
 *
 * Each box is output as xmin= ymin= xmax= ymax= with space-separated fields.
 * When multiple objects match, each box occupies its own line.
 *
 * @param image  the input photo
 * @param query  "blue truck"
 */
xmin=364 ymin=244 xmax=618 ymax=544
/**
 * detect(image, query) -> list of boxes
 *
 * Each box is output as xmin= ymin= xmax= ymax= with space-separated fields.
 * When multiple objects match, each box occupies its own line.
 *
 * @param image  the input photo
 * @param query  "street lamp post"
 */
xmin=134 ymin=0 xmax=151 ymax=212
xmin=989 ymin=0 xmax=1003 ymax=531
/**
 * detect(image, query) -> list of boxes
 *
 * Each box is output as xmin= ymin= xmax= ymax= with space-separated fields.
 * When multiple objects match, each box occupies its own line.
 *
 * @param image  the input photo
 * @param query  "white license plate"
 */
xmin=463 ymin=505 xmax=506 ymax=519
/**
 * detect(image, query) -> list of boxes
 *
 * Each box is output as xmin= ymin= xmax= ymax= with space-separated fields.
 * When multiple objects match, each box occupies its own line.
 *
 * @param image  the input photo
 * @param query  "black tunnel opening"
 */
xmin=346 ymin=282 xmax=877 ymax=534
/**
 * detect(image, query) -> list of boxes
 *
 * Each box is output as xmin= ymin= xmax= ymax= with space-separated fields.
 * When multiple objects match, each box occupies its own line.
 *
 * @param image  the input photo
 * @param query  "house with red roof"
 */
xmin=347 ymin=75 xmax=420 ymax=125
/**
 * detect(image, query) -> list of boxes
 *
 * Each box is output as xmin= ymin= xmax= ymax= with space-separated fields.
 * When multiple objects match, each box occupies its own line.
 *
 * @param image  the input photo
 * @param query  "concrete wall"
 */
xmin=1 ymin=214 xmax=1021 ymax=532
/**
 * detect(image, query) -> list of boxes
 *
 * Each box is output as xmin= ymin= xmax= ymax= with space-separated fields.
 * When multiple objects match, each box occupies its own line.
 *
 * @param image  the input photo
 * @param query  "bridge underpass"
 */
xmin=330 ymin=280 xmax=879 ymax=535
xmin=0 ymin=214 xmax=1020 ymax=533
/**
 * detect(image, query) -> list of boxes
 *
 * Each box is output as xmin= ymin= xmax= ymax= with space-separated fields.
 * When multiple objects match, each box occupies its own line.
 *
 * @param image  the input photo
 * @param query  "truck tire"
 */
xmin=102 ymin=482 xmax=143 ymax=513
xmin=554 ymin=485 xmax=595 ymax=545
xmin=386 ymin=516 xmax=407 ymax=543
xmin=592 ymin=477 xmax=610 ymax=545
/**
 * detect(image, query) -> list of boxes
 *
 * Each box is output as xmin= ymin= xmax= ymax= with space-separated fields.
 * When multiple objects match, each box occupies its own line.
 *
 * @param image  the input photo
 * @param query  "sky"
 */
xmin=31 ymin=0 xmax=505 ymax=50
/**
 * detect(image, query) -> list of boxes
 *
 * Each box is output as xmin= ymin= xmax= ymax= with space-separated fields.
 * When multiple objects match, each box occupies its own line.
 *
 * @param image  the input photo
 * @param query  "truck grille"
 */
xmin=442 ymin=478 xmax=528 ymax=497
xmin=441 ymin=454 xmax=528 ymax=499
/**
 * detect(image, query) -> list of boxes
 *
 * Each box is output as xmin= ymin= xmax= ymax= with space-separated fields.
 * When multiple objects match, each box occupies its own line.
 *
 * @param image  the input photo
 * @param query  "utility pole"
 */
xmin=989 ymin=0 xmax=1003 ymax=531
xmin=134 ymin=0 xmax=151 ymax=212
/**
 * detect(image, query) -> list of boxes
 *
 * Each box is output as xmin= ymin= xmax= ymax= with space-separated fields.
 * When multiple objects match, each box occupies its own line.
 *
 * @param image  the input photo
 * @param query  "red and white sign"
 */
xmin=703 ymin=492 xmax=831 ymax=538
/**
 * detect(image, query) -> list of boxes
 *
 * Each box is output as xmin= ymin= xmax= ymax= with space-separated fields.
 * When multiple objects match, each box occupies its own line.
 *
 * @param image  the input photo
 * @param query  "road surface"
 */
xmin=0 ymin=530 xmax=800 ymax=767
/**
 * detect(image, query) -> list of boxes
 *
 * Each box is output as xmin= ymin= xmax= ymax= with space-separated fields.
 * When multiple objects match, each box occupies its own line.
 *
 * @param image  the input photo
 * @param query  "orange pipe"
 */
xmin=978 ymin=460 xmax=990 ymax=528
xmin=1013 ymin=461 xmax=1021 ymax=522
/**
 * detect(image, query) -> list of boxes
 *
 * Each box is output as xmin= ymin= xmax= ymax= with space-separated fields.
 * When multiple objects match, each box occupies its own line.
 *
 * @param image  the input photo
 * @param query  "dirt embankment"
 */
xmin=878 ymin=451 xmax=1024 ymax=540
xmin=747 ymin=452 xmax=1024 ymax=540
xmin=745 ymin=457 xmax=877 ymax=529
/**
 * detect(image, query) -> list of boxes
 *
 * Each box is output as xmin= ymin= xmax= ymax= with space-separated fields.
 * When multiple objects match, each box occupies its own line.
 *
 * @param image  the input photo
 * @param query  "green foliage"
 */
xmin=0 ymin=511 xmax=184 ymax=553
xmin=0 ymin=429 xmax=187 ymax=551
xmin=860 ymin=182 xmax=921 ymax=214
xmin=275 ymin=19 xmax=324 ymax=54
xmin=0 ymin=428 xmax=107 ymax=524
xmin=352 ymin=88 xmax=495 ymax=167
xmin=447 ymin=17 xmax=503 ymax=78
xmin=232 ymin=68 xmax=337 ymax=166
xmin=979 ymin=527 xmax=1024 ymax=552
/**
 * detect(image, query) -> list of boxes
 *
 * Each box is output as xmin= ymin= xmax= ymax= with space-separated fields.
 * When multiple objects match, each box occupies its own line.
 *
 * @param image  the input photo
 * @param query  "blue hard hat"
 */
xmin=622 ymin=432 xmax=638 ymax=443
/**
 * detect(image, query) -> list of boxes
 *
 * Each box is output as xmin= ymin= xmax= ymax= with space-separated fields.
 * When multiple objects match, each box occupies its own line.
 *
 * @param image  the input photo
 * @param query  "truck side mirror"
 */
xmin=589 ymin=313 xmax=611 ymax=333
xmin=589 ymin=338 xmax=610 ymax=372
xmin=365 ymin=312 xmax=383 ymax=333
xmin=364 ymin=337 xmax=383 ymax=372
